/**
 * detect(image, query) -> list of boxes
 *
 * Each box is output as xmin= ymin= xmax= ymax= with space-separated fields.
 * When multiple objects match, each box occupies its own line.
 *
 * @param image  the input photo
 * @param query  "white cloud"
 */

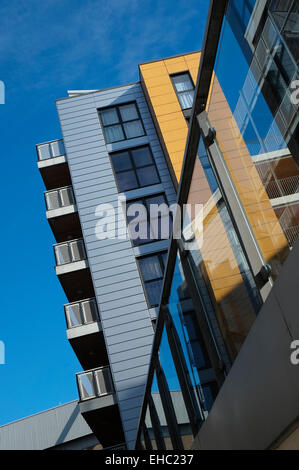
xmin=0 ymin=0 xmax=208 ymax=92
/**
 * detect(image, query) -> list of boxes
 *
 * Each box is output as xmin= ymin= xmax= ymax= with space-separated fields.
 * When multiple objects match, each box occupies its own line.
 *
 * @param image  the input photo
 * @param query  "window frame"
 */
xmin=137 ymin=251 xmax=168 ymax=308
xmin=170 ymin=72 xmax=195 ymax=110
xmin=98 ymin=101 xmax=146 ymax=144
xmin=109 ymin=145 xmax=161 ymax=193
xmin=125 ymin=193 xmax=171 ymax=247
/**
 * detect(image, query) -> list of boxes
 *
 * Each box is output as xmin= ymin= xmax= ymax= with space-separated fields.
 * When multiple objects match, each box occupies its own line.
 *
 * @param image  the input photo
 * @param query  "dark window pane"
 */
xmin=104 ymin=124 xmax=124 ymax=143
xmin=172 ymin=73 xmax=193 ymax=92
xmin=150 ymin=215 xmax=172 ymax=240
xmin=145 ymin=194 xmax=167 ymax=209
xmin=137 ymin=166 xmax=160 ymax=186
xmin=126 ymin=199 xmax=144 ymax=222
xmin=117 ymin=170 xmax=138 ymax=192
xmin=119 ymin=103 xmax=138 ymax=121
xmin=190 ymin=342 xmax=207 ymax=369
xmin=161 ymin=252 xmax=168 ymax=267
xmin=178 ymin=90 xmax=194 ymax=109
xmin=123 ymin=120 xmax=144 ymax=139
xmin=131 ymin=147 xmax=153 ymax=167
xmin=100 ymin=108 xmax=119 ymax=126
xmin=146 ymin=280 xmax=163 ymax=306
xmin=202 ymin=383 xmax=218 ymax=413
xmin=111 ymin=151 xmax=132 ymax=172
xmin=130 ymin=221 xmax=152 ymax=246
xmin=139 ymin=256 xmax=163 ymax=281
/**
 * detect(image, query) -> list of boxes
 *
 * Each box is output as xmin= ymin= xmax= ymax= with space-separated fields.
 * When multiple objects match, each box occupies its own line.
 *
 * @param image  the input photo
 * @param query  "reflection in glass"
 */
xmin=183 ymin=138 xmax=262 ymax=362
xmin=209 ymin=0 xmax=299 ymax=279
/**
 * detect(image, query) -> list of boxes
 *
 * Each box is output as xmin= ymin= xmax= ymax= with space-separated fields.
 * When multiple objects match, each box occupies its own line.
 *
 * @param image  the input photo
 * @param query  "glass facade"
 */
xmin=136 ymin=0 xmax=299 ymax=450
xmin=210 ymin=0 xmax=299 ymax=278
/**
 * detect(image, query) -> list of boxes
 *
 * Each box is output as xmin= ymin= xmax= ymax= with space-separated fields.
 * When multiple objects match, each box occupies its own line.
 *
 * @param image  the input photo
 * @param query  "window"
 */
xmin=98 ymin=102 xmax=145 ymax=143
xmin=110 ymin=146 xmax=160 ymax=192
xmin=171 ymin=72 xmax=195 ymax=110
xmin=126 ymin=194 xmax=172 ymax=246
xmin=138 ymin=252 xmax=167 ymax=307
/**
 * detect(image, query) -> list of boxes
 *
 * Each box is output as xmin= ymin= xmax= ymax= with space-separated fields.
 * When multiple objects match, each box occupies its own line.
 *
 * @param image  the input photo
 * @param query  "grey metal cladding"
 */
xmin=0 ymin=401 xmax=93 ymax=450
xmin=56 ymin=83 xmax=176 ymax=449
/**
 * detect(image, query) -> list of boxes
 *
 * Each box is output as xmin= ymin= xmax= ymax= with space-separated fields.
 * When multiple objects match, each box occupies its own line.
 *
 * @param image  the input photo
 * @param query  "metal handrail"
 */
xmin=54 ymin=238 xmax=87 ymax=266
xmin=45 ymin=185 xmax=75 ymax=211
xmin=265 ymin=175 xmax=299 ymax=199
xmin=64 ymin=297 xmax=100 ymax=329
xmin=76 ymin=366 xmax=114 ymax=401
xmin=36 ymin=139 xmax=65 ymax=161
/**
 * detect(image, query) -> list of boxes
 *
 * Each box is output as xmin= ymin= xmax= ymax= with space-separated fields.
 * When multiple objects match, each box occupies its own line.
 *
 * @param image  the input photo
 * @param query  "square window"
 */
xmin=123 ymin=120 xmax=144 ymax=139
xmin=105 ymin=124 xmax=124 ymax=143
xmin=125 ymin=193 xmax=169 ymax=246
xmin=110 ymin=145 xmax=160 ymax=192
xmin=117 ymin=170 xmax=138 ymax=192
xmin=100 ymin=108 xmax=119 ymax=126
xmin=137 ymin=166 xmax=160 ymax=187
xmin=119 ymin=103 xmax=139 ymax=121
xmin=99 ymin=102 xmax=145 ymax=143
xmin=131 ymin=147 xmax=152 ymax=167
xmin=139 ymin=255 xmax=163 ymax=281
xmin=110 ymin=151 xmax=132 ymax=172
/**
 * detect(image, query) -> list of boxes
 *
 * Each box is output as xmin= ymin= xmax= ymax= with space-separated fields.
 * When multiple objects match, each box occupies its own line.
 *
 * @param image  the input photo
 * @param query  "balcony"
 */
xmin=45 ymin=186 xmax=81 ymax=242
xmin=266 ymin=175 xmax=299 ymax=205
xmin=76 ymin=367 xmax=124 ymax=447
xmin=54 ymin=239 xmax=94 ymax=302
xmin=65 ymin=298 xmax=107 ymax=370
xmin=37 ymin=139 xmax=71 ymax=190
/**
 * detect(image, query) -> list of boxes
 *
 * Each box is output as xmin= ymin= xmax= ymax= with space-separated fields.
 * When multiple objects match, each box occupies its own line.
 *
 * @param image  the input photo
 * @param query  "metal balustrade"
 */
xmin=76 ymin=367 xmax=114 ymax=401
xmin=54 ymin=238 xmax=87 ymax=266
xmin=45 ymin=186 xmax=75 ymax=211
xmin=37 ymin=139 xmax=65 ymax=161
xmin=265 ymin=175 xmax=299 ymax=199
xmin=64 ymin=298 xmax=99 ymax=329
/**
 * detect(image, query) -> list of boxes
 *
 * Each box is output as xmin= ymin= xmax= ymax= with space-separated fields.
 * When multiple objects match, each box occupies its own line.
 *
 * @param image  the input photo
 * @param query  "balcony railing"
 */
xmin=265 ymin=175 xmax=299 ymax=200
xmin=37 ymin=139 xmax=65 ymax=161
xmin=77 ymin=367 xmax=114 ymax=401
xmin=45 ymin=186 xmax=75 ymax=211
xmin=64 ymin=298 xmax=99 ymax=329
xmin=54 ymin=238 xmax=87 ymax=266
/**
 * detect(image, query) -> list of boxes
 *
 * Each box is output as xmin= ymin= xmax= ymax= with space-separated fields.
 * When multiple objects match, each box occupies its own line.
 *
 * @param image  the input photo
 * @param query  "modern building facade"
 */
xmin=35 ymin=0 xmax=299 ymax=451
xmin=37 ymin=52 xmax=202 ymax=449
xmin=135 ymin=0 xmax=299 ymax=451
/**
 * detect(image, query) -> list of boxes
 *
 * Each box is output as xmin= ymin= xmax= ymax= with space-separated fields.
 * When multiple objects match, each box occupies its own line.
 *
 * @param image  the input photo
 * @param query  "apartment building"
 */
xmin=36 ymin=53 xmax=201 ymax=449
xmin=35 ymin=0 xmax=299 ymax=451
xmin=135 ymin=0 xmax=299 ymax=451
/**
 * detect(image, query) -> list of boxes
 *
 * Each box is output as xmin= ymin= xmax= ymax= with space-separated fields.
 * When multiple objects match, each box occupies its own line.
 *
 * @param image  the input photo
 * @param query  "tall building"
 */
xmin=35 ymin=0 xmax=299 ymax=451
xmin=37 ymin=52 xmax=201 ymax=449
xmin=136 ymin=0 xmax=299 ymax=451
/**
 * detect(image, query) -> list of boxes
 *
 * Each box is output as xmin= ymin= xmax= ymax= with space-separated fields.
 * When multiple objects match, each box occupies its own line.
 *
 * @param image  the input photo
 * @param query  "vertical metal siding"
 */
xmin=56 ymin=83 xmax=176 ymax=448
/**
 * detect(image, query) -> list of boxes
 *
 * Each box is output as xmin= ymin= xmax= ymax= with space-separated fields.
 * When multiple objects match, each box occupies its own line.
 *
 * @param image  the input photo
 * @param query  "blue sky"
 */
xmin=0 ymin=0 xmax=209 ymax=425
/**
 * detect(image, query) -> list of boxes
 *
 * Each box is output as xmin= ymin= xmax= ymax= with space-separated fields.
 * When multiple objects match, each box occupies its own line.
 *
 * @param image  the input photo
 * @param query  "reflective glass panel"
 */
xmin=210 ymin=0 xmax=299 ymax=279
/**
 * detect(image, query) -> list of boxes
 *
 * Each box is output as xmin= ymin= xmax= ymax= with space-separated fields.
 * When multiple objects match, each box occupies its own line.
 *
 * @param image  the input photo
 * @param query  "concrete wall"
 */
xmin=56 ymin=83 xmax=176 ymax=449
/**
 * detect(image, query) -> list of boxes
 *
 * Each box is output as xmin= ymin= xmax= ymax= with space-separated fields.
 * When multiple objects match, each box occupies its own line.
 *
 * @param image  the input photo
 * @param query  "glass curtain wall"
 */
xmin=208 ymin=0 xmax=299 ymax=278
